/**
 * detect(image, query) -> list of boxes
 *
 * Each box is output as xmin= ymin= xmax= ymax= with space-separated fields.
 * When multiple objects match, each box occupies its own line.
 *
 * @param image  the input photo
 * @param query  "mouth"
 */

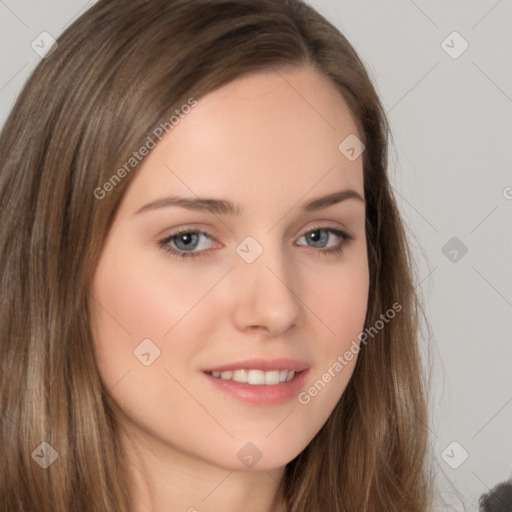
xmin=202 ymin=360 xmax=310 ymax=405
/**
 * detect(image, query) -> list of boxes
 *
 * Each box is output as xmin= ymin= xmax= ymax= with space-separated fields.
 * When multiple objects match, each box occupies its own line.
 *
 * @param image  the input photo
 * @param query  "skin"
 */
xmin=90 ymin=64 xmax=369 ymax=512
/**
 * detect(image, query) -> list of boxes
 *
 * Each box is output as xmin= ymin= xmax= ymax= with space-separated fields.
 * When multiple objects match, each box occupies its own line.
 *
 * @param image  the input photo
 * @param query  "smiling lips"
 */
xmin=203 ymin=358 xmax=310 ymax=404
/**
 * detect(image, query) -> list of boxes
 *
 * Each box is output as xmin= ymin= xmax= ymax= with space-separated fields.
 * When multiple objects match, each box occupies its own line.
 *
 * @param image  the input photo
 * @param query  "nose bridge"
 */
xmin=230 ymin=233 xmax=302 ymax=334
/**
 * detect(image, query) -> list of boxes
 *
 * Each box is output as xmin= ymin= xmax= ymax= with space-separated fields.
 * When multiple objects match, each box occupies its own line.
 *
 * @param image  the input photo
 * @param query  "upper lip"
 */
xmin=204 ymin=358 xmax=309 ymax=373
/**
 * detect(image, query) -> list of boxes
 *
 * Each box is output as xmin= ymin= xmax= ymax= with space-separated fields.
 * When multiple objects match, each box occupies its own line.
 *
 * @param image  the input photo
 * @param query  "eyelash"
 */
xmin=157 ymin=225 xmax=354 ymax=260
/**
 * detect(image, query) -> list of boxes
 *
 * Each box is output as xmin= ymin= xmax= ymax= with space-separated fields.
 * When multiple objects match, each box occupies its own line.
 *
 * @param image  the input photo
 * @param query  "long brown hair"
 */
xmin=0 ymin=0 xmax=432 ymax=510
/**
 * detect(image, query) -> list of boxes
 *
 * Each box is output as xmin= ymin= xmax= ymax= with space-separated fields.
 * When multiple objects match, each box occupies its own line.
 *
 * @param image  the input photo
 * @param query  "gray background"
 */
xmin=1 ymin=1 xmax=511 ymax=510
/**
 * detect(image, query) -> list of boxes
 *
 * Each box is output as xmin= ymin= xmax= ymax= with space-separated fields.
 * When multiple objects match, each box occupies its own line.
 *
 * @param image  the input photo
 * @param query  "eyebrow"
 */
xmin=134 ymin=189 xmax=364 ymax=216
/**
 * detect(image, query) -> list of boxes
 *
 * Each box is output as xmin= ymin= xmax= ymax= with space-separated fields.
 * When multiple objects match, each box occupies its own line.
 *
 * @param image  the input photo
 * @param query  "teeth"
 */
xmin=207 ymin=369 xmax=296 ymax=385
xmin=232 ymin=370 xmax=248 ymax=383
xmin=264 ymin=370 xmax=280 ymax=385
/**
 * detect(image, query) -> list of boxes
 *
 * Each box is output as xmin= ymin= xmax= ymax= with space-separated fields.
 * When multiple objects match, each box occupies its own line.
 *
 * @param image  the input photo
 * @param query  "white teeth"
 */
xmin=208 ymin=369 xmax=296 ymax=385
xmin=264 ymin=370 xmax=280 ymax=385
xmin=232 ymin=369 xmax=248 ymax=382
xmin=247 ymin=370 xmax=265 ymax=385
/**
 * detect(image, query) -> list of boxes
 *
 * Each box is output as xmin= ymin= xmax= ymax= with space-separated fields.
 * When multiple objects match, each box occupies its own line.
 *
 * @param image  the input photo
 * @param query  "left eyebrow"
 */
xmin=133 ymin=189 xmax=364 ymax=216
xmin=302 ymin=189 xmax=364 ymax=211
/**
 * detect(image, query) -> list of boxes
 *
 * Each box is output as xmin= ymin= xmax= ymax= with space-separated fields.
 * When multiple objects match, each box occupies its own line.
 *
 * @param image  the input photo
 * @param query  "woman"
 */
xmin=0 ymin=0 xmax=432 ymax=510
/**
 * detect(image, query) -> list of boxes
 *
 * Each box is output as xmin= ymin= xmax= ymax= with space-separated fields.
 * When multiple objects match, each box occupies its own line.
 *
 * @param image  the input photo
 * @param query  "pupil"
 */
xmin=308 ymin=229 xmax=326 ymax=247
xmin=175 ymin=232 xmax=198 ymax=250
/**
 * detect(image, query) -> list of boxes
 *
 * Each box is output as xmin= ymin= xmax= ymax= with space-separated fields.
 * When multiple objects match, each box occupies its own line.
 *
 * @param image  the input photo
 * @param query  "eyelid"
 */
xmin=300 ymin=221 xmax=353 ymax=238
xmin=161 ymin=227 xmax=221 ymax=249
xmin=157 ymin=222 xmax=354 ymax=259
xmin=160 ymin=220 xmax=350 ymax=241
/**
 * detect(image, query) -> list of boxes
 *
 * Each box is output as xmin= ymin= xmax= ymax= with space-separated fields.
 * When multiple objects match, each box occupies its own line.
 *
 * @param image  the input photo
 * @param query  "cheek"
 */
xmin=296 ymin=255 xmax=369 ymax=412
xmin=89 ymin=243 xmax=177 ymax=386
xmin=89 ymin=235 xmax=227 ymax=397
xmin=308 ymin=254 xmax=369 ymax=348
xmin=88 ymin=245 xmax=216 ymax=437
xmin=90 ymin=242 xmax=217 ymax=343
xmin=325 ymin=277 xmax=368 ymax=336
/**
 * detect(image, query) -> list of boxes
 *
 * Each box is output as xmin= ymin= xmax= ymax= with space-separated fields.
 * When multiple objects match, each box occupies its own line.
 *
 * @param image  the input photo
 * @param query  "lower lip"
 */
xmin=203 ymin=370 xmax=310 ymax=406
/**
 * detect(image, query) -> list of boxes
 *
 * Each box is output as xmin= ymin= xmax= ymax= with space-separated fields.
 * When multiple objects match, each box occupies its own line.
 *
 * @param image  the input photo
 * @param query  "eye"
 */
xmin=296 ymin=226 xmax=353 ymax=257
xmin=157 ymin=226 xmax=354 ymax=259
xmin=158 ymin=229 xmax=217 ymax=259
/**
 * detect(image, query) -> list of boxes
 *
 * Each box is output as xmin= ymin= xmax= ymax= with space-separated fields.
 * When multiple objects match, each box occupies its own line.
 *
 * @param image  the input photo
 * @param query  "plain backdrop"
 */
xmin=1 ymin=1 xmax=511 ymax=510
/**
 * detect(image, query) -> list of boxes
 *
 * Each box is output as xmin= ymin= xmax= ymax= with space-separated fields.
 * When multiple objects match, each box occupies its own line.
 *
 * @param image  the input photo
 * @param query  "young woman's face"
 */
xmin=90 ymin=65 xmax=369 ymax=472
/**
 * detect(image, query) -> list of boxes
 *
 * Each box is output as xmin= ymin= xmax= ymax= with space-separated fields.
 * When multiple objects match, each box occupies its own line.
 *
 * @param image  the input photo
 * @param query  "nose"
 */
xmin=229 ymin=240 xmax=302 ymax=336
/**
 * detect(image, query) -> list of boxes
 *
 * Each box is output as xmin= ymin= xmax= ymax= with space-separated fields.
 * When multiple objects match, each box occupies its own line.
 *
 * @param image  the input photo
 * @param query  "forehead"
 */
xmin=118 ymin=65 xmax=363 ymax=215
